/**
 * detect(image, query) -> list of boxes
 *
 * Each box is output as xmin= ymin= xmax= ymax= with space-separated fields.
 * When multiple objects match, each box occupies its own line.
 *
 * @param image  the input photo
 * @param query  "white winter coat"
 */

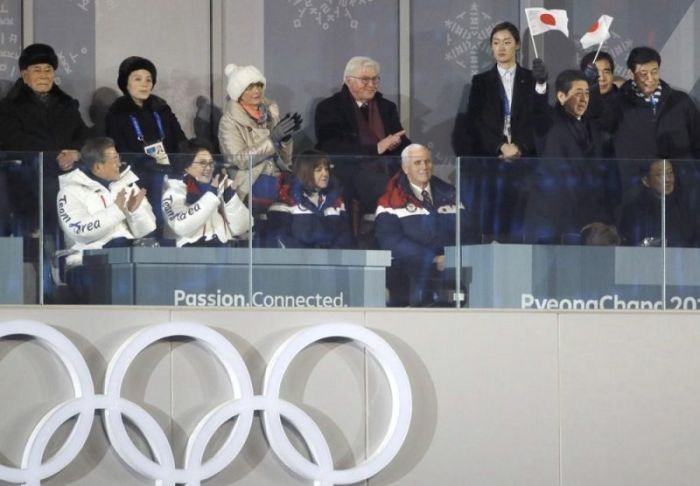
xmin=57 ymin=167 xmax=157 ymax=268
xmin=161 ymin=177 xmax=251 ymax=247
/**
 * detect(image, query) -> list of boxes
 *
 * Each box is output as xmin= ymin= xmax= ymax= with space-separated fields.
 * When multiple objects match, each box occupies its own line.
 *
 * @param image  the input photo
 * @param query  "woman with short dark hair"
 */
xmin=266 ymin=150 xmax=352 ymax=249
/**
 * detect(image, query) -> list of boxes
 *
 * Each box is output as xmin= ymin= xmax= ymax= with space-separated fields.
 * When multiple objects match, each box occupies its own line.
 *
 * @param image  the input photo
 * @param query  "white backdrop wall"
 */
xmin=0 ymin=307 xmax=699 ymax=485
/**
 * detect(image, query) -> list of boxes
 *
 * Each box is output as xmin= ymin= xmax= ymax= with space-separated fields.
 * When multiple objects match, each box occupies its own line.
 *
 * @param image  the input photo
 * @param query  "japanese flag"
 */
xmin=525 ymin=8 xmax=570 ymax=37
xmin=580 ymin=15 xmax=614 ymax=49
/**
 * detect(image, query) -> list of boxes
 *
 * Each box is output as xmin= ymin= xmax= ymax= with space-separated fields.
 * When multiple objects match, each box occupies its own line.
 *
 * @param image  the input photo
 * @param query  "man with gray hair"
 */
xmin=315 ymin=56 xmax=410 ymax=214
xmin=375 ymin=144 xmax=467 ymax=306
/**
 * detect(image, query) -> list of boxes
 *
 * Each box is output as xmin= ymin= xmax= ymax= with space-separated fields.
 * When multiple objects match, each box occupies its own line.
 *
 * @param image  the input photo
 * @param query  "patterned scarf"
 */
xmin=632 ymin=81 xmax=662 ymax=106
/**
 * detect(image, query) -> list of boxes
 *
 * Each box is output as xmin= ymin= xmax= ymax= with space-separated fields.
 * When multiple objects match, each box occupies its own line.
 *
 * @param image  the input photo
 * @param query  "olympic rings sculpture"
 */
xmin=0 ymin=320 xmax=412 ymax=485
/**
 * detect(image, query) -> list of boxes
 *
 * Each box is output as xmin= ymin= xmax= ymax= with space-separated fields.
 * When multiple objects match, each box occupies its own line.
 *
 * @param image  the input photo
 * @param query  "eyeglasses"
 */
xmin=192 ymin=159 xmax=215 ymax=168
xmin=349 ymin=76 xmax=381 ymax=85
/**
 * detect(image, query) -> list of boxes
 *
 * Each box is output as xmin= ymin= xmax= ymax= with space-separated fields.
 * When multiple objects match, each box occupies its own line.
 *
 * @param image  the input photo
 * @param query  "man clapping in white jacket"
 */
xmin=57 ymin=137 xmax=156 ymax=269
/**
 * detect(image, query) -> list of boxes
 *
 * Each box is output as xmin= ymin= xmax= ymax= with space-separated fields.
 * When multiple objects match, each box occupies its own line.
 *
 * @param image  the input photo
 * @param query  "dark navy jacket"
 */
xmin=266 ymin=173 xmax=353 ymax=249
xmin=375 ymin=172 xmax=464 ymax=262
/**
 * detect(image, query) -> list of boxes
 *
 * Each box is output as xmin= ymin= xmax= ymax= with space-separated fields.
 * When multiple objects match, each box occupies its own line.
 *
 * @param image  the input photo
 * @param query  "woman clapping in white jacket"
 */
xmin=162 ymin=139 xmax=251 ymax=247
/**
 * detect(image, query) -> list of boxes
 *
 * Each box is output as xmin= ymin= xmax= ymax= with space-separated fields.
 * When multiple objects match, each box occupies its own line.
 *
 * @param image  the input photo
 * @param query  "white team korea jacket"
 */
xmin=57 ymin=167 xmax=157 ymax=268
xmin=161 ymin=177 xmax=251 ymax=247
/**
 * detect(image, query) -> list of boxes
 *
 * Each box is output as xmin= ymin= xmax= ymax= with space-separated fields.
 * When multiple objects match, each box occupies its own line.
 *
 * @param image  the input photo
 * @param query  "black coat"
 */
xmin=0 ymin=79 xmax=88 ymax=228
xmin=598 ymin=85 xmax=619 ymax=157
xmin=0 ymin=79 xmax=87 ymax=157
xmin=463 ymin=64 xmax=537 ymax=156
xmin=105 ymin=95 xmax=187 ymax=156
xmin=618 ymin=185 xmax=700 ymax=247
xmin=314 ymin=84 xmax=409 ymax=156
xmin=608 ymin=80 xmax=700 ymax=160
xmin=524 ymin=99 xmax=618 ymax=243
xmin=534 ymin=97 xmax=605 ymax=159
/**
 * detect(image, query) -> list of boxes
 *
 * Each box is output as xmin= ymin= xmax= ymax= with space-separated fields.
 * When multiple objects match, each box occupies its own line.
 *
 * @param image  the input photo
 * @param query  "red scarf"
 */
xmin=354 ymin=99 xmax=386 ymax=145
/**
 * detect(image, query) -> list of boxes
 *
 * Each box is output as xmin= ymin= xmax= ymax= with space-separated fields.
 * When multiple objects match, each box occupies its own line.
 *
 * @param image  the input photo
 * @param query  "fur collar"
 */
xmin=109 ymin=94 xmax=169 ymax=115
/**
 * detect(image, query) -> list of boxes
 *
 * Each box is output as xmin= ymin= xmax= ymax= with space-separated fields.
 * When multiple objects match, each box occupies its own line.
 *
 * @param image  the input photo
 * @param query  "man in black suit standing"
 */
xmin=315 ymin=56 xmax=410 ymax=215
xmin=459 ymin=22 xmax=547 ymax=241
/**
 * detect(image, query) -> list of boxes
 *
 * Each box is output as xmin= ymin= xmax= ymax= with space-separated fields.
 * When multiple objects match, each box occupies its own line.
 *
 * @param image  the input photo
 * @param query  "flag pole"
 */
xmin=592 ymin=40 xmax=605 ymax=63
xmin=525 ymin=15 xmax=540 ymax=59
xmin=529 ymin=30 xmax=539 ymax=59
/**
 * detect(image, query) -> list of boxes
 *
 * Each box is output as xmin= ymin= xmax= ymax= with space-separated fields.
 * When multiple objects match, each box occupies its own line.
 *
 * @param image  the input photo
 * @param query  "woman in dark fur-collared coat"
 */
xmin=105 ymin=56 xmax=187 ymax=232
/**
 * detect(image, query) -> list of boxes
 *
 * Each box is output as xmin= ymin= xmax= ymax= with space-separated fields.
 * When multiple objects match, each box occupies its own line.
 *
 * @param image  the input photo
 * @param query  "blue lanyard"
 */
xmin=129 ymin=112 xmax=165 ymax=143
xmin=499 ymin=78 xmax=512 ymax=142
xmin=499 ymin=78 xmax=511 ymax=116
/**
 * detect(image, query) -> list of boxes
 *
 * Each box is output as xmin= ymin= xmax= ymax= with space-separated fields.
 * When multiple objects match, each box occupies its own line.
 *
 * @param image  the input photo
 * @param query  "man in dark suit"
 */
xmin=314 ymin=56 xmax=410 ymax=214
xmin=524 ymin=69 xmax=618 ymax=244
xmin=458 ymin=22 xmax=547 ymax=242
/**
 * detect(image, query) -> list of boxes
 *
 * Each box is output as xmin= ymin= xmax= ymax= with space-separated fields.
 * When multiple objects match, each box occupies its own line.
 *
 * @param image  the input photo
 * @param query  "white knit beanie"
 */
xmin=224 ymin=63 xmax=266 ymax=101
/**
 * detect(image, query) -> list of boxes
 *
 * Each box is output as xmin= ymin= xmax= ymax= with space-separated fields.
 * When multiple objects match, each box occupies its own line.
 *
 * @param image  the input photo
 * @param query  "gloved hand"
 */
xmin=532 ymin=58 xmax=548 ymax=84
xmin=282 ymin=112 xmax=303 ymax=142
xmin=583 ymin=62 xmax=599 ymax=86
xmin=290 ymin=112 xmax=303 ymax=131
xmin=271 ymin=112 xmax=303 ymax=144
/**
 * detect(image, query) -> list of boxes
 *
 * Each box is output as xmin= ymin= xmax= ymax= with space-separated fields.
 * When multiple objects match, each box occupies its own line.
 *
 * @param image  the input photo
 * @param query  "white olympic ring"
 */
xmin=0 ymin=320 xmax=412 ymax=485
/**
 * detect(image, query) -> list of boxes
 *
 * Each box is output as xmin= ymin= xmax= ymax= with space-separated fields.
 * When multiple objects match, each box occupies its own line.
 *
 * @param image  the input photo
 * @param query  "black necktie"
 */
xmin=421 ymin=190 xmax=433 ymax=209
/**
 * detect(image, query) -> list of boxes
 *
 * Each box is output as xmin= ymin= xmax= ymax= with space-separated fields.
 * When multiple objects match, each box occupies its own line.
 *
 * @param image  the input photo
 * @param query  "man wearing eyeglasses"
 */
xmin=57 ymin=137 xmax=156 ymax=271
xmin=315 ymin=56 xmax=410 ymax=215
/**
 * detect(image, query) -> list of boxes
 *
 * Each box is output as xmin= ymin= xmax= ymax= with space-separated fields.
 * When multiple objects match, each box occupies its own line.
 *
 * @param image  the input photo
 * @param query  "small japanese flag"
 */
xmin=580 ymin=15 xmax=614 ymax=49
xmin=525 ymin=8 xmax=570 ymax=37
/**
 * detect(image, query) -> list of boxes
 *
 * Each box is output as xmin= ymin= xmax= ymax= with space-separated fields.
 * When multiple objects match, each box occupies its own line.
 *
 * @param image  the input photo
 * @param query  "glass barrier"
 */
xmin=46 ymin=150 xmax=255 ymax=306
xmin=456 ymin=156 xmax=700 ymax=310
xmin=4 ymin=148 xmax=694 ymax=310
xmin=0 ymin=151 xmax=41 ymax=304
xmin=249 ymin=153 xmax=460 ymax=309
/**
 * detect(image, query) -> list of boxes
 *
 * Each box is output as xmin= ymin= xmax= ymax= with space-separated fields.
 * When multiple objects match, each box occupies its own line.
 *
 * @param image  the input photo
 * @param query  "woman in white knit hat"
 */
xmin=218 ymin=64 xmax=302 ymax=222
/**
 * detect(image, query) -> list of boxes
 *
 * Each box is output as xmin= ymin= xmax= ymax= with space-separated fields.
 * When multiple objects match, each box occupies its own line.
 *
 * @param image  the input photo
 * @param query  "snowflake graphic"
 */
xmin=288 ymin=0 xmax=376 ymax=31
xmin=444 ymin=3 xmax=497 ymax=77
